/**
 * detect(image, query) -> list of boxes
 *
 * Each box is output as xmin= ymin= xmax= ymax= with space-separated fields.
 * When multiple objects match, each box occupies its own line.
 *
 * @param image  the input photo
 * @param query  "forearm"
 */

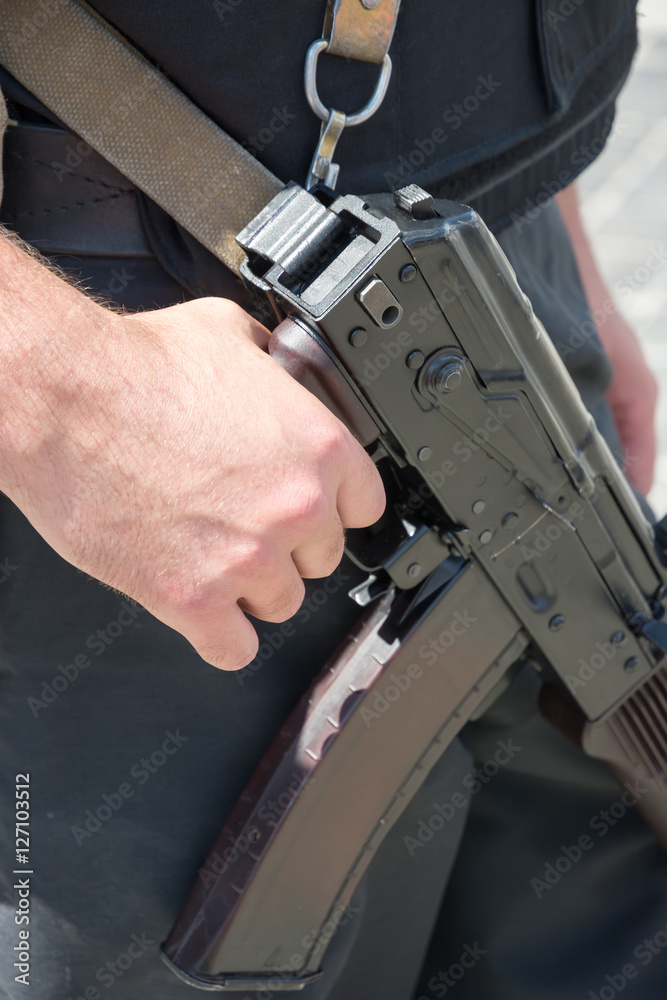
xmin=556 ymin=183 xmax=647 ymax=355
xmin=554 ymin=184 xmax=609 ymax=318
xmin=555 ymin=183 xmax=658 ymax=494
xmin=0 ymin=230 xmax=118 ymax=494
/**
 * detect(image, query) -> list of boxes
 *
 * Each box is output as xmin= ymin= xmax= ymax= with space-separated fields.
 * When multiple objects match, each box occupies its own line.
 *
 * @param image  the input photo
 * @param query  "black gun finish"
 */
xmin=162 ymin=185 xmax=667 ymax=990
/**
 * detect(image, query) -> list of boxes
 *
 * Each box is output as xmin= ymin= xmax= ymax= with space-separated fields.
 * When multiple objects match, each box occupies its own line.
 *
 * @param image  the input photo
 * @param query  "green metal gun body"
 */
xmin=162 ymin=185 xmax=667 ymax=991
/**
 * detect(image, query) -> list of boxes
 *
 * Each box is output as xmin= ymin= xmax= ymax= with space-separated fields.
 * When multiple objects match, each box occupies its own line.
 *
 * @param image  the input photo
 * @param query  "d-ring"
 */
xmin=304 ymin=38 xmax=392 ymax=127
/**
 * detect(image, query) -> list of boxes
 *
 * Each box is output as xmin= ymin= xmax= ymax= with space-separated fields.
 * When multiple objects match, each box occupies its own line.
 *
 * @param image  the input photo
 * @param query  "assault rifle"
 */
xmin=162 ymin=183 xmax=667 ymax=991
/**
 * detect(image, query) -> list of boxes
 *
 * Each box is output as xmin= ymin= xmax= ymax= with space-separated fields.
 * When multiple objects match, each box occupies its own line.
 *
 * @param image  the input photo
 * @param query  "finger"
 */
xmin=185 ymin=602 xmax=260 ymax=672
xmin=237 ymin=563 xmax=306 ymax=623
xmin=335 ymin=439 xmax=386 ymax=529
xmin=291 ymin=512 xmax=346 ymax=579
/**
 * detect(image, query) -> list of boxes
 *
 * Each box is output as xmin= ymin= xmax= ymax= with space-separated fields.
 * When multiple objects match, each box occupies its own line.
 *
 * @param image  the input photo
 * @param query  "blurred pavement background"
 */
xmin=578 ymin=0 xmax=667 ymax=514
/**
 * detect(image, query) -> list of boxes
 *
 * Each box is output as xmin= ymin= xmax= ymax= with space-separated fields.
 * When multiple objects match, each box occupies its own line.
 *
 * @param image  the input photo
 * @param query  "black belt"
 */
xmin=2 ymin=119 xmax=150 ymax=256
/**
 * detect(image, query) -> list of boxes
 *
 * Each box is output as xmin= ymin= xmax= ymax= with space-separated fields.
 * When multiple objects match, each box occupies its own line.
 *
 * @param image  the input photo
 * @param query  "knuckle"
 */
xmin=309 ymin=419 xmax=348 ymax=467
xmin=154 ymin=575 xmax=205 ymax=619
xmin=281 ymin=482 xmax=331 ymax=533
xmin=219 ymin=298 xmax=248 ymax=325
xmin=324 ymin=424 xmax=351 ymax=464
xmin=196 ymin=295 xmax=245 ymax=324
xmin=236 ymin=538 xmax=280 ymax=582
xmin=153 ymin=571 xmax=227 ymax=625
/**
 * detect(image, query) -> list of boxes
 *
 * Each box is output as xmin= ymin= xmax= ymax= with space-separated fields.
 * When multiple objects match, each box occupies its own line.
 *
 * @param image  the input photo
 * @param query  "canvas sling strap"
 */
xmin=0 ymin=0 xmax=400 ymax=275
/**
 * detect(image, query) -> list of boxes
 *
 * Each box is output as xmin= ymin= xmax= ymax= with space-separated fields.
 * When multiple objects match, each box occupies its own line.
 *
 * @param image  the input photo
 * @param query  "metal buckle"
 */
xmin=306 ymin=108 xmax=346 ymax=190
xmin=304 ymin=38 xmax=392 ymax=126
xmin=304 ymin=37 xmax=392 ymax=190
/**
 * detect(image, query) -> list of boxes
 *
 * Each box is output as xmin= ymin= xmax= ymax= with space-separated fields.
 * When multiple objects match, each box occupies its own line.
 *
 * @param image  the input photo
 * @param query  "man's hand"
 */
xmin=0 ymin=235 xmax=385 ymax=669
xmin=555 ymin=184 xmax=658 ymax=495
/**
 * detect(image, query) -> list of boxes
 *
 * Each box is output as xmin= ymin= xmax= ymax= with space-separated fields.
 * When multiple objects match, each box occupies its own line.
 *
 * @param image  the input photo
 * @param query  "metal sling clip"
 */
xmin=304 ymin=27 xmax=394 ymax=190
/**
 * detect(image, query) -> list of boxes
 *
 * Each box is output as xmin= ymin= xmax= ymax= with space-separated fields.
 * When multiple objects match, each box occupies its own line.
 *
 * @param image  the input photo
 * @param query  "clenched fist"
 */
xmin=0 ymin=237 xmax=385 ymax=670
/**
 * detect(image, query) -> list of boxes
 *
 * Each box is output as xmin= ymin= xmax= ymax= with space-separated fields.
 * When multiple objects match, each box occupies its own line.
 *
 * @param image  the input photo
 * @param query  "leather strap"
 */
xmin=324 ymin=0 xmax=401 ymax=64
xmin=0 ymin=0 xmax=283 ymax=275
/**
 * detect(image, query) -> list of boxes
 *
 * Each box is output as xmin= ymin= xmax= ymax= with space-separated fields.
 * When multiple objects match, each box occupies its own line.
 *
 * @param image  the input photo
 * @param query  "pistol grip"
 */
xmin=270 ymin=317 xmax=381 ymax=447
